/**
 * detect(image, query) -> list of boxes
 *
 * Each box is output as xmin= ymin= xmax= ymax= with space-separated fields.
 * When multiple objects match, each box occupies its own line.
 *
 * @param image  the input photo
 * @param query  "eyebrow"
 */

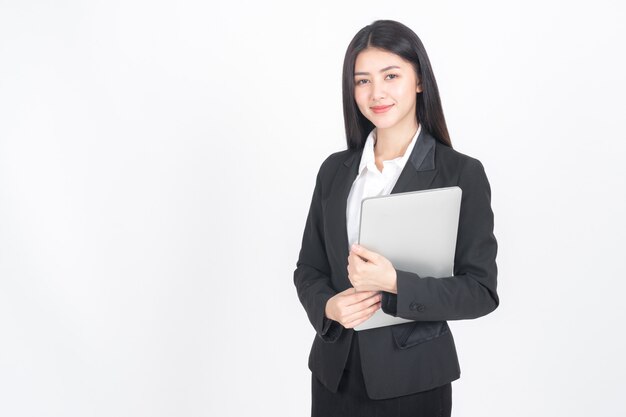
xmin=354 ymin=65 xmax=401 ymax=76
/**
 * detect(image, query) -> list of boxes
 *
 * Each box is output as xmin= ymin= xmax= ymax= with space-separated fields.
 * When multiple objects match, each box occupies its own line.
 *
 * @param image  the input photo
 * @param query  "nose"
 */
xmin=371 ymin=80 xmax=386 ymax=102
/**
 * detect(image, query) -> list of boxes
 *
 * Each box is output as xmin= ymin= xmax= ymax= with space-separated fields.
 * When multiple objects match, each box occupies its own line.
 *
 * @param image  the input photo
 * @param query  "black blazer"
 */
xmin=294 ymin=128 xmax=499 ymax=400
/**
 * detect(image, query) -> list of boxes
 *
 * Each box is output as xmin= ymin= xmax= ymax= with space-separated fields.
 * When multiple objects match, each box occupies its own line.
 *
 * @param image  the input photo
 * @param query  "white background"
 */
xmin=1 ymin=1 xmax=625 ymax=416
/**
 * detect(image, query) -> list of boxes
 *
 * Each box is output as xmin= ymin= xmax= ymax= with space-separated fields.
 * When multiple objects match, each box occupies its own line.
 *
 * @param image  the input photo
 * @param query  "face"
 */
xmin=353 ymin=48 xmax=422 ymax=130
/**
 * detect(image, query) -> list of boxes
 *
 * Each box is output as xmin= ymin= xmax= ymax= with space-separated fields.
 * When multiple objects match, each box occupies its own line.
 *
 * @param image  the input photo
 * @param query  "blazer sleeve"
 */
xmin=293 ymin=159 xmax=343 ymax=342
xmin=381 ymin=158 xmax=499 ymax=321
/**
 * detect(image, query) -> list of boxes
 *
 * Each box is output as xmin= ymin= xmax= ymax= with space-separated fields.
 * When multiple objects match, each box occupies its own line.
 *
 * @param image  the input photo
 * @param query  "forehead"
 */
xmin=354 ymin=48 xmax=410 ymax=71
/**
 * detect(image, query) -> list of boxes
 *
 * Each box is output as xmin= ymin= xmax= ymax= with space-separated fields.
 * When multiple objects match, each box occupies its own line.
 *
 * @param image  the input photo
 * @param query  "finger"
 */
xmin=336 ymin=287 xmax=367 ymax=304
xmin=350 ymin=244 xmax=379 ymax=263
xmin=355 ymin=292 xmax=382 ymax=311
xmin=343 ymin=301 xmax=381 ymax=328
xmin=348 ymin=250 xmax=365 ymax=267
xmin=342 ymin=290 xmax=379 ymax=306
xmin=338 ymin=287 xmax=368 ymax=296
xmin=342 ymin=293 xmax=381 ymax=317
xmin=346 ymin=253 xmax=361 ymax=271
xmin=343 ymin=303 xmax=379 ymax=327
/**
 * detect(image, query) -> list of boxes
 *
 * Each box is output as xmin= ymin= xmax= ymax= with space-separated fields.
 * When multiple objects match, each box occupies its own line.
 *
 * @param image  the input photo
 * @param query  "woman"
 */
xmin=294 ymin=19 xmax=498 ymax=416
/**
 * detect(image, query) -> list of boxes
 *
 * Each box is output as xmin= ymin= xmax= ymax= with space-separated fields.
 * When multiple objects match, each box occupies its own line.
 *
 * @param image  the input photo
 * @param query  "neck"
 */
xmin=374 ymin=118 xmax=419 ymax=160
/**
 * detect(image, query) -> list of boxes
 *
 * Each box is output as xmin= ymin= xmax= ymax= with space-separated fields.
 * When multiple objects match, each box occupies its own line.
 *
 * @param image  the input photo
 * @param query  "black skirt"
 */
xmin=311 ymin=334 xmax=452 ymax=417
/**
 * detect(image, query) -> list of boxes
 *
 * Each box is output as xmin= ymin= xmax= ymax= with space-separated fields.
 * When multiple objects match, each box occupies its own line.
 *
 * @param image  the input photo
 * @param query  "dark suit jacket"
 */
xmin=293 ymin=128 xmax=499 ymax=400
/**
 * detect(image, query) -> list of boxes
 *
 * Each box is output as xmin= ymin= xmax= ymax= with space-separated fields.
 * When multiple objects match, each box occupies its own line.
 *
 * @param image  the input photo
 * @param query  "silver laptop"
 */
xmin=354 ymin=186 xmax=462 ymax=331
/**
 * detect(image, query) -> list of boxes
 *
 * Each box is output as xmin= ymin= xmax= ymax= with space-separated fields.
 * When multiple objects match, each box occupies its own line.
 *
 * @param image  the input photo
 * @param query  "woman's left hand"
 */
xmin=347 ymin=244 xmax=398 ymax=294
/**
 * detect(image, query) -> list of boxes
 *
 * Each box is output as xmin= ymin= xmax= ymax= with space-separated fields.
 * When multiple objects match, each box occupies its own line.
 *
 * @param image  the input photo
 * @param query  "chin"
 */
xmin=370 ymin=119 xmax=398 ymax=130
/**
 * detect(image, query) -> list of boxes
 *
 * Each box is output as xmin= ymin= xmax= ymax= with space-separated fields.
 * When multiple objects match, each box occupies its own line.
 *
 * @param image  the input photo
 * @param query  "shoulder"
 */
xmin=433 ymin=141 xmax=491 ymax=194
xmin=435 ymin=142 xmax=484 ymax=173
xmin=435 ymin=142 xmax=492 ymax=201
xmin=315 ymin=148 xmax=356 ymax=182
xmin=319 ymin=148 xmax=353 ymax=169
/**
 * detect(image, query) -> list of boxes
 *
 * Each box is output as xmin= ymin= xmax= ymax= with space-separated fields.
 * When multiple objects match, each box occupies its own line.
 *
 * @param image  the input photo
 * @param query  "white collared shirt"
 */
xmin=346 ymin=124 xmax=421 ymax=249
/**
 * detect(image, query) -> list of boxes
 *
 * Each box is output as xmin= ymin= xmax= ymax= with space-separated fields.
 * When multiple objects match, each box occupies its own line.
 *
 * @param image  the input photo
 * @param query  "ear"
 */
xmin=416 ymin=78 xmax=423 ymax=93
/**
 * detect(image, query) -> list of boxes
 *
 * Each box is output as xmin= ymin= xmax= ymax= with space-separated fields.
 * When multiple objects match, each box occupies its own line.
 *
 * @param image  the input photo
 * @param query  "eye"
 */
xmin=385 ymin=74 xmax=398 ymax=80
xmin=355 ymin=79 xmax=368 ymax=86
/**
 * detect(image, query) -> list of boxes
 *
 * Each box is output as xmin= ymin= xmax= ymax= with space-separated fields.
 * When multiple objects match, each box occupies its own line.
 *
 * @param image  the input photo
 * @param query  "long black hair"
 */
xmin=342 ymin=20 xmax=452 ymax=149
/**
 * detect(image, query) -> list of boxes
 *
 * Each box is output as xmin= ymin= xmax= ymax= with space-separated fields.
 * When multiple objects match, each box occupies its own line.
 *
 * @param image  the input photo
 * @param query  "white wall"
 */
xmin=1 ymin=1 xmax=625 ymax=416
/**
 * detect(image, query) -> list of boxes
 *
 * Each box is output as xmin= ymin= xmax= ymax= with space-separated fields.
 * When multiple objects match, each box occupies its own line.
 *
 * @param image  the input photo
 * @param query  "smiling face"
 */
xmin=353 ymin=47 xmax=422 ymax=131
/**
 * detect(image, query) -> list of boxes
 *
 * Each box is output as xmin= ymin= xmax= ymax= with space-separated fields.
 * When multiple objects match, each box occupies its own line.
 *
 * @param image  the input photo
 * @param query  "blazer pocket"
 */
xmin=391 ymin=321 xmax=450 ymax=350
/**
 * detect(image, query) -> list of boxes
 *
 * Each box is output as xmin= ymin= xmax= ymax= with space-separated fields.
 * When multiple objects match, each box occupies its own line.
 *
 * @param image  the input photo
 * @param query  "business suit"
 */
xmin=294 ymin=127 xmax=498 ymax=400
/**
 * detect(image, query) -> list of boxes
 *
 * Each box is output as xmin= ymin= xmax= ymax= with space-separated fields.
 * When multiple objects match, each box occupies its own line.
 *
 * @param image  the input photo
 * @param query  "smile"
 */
xmin=370 ymin=104 xmax=393 ymax=114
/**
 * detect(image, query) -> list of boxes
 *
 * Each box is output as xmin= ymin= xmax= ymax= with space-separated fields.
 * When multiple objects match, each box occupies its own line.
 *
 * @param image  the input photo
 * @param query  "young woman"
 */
xmin=294 ymin=19 xmax=498 ymax=416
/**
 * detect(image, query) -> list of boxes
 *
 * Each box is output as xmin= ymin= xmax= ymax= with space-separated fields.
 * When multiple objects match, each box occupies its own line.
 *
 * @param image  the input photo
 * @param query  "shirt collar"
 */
xmin=357 ymin=124 xmax=422 ymax=175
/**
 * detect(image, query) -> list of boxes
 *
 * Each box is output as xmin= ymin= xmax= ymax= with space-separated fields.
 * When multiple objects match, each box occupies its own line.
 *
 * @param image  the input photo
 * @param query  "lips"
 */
xmin=370 ymin=104 xmax=393 ymax=114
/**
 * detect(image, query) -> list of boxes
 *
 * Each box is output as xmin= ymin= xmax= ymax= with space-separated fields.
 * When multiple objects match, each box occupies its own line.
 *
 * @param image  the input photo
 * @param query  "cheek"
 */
xmin=354 ymin=90 xmax=369 ymax=110
xmin=390 ymin=83 xmax=413 ymax=102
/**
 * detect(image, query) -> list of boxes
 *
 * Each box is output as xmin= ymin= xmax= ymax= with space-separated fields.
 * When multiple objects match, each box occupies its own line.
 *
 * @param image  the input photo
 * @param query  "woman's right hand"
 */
xmin=324 ymin=288 xmax=381 ymax=329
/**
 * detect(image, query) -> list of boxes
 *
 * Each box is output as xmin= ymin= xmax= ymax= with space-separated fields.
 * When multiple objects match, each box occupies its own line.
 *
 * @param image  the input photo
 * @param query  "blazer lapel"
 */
xmin=391 ymin=128 xmax=438 ymax=194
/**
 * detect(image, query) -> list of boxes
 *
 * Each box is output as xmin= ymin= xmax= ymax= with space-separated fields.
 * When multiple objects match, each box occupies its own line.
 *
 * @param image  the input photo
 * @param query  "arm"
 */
xmin=293 ymin=161 xmax=343 ymax=342
xmin=381 ymin=158 xmax=499 ymax=321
